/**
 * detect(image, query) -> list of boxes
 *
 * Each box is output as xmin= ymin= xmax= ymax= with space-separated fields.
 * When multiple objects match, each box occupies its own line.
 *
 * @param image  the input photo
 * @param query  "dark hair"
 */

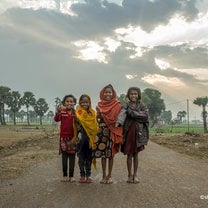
xmin=127 ymin=87 xmax=141 ymax=100
xmin=79 ymin=94 xmax=91 ymax=104
xmin=104 ymin=84 xmax=114 ymax=91
xmin=62 ymin=94 xmax=77 ymax=105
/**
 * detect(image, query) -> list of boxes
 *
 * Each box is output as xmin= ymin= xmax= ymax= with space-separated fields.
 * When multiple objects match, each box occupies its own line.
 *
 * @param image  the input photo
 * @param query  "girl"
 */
xmin=116 ymin=87 xmax=149 ymax=183
xmin=75 ymin=94 xmax=98 ymax=183
xmin=94 ymin=84 xmax=123 ymax=184
xmin=54 ymin=94 xmax=77 ymax=182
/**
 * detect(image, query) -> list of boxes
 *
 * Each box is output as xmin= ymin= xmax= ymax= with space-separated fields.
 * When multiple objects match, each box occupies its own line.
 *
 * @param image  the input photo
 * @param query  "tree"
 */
xmin=47 ymin=110 xmax=54 ymax=123
xmin=0 ymin=86 xmax=11 ymax=125
xmin=177 ymin=110 xmax=187 ymax=123
xmin=117 ymin=94 xmax=126 ymax=105
xmin=34 ymin=98 xmax=49 ymax=125
xmin=28 ymin=110 xmax=37 ymax=123
xmin=142 ymin=88 xmax=166 ymax=127
xmin=16 ymin=110 xmax=26 ymax=123
xmin=21 ymin=91 xmax=36 ymax=125
xmin=193 ymin=96 xmax=208 ymax=133
xmin=55 ymin=97 xmax=61 ymax=112
xmin=161 ymin=110 xmax=172 ymax=124
xmin=7 ymin=91 xmax=22 ymax=125
xmin=5 ymin=109 xmax=12 ymax=123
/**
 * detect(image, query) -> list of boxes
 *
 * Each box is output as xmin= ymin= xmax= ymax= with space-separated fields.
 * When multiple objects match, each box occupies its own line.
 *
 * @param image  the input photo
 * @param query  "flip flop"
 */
xmin=79 ymin=177 xmax=86 ymax=183
xmin=86 ymin=177 xmax=93 ymax=183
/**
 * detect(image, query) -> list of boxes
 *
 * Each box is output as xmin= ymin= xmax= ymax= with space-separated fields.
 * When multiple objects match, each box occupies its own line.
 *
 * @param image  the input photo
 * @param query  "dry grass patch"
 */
xmin=150 ymin=133 xmax=208 ymax=161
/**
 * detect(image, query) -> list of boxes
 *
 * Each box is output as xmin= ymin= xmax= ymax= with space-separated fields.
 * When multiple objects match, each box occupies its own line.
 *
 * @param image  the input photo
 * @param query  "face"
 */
xmin=80 ymin=97 xmax=90 ymax=110
xmin=129 ymin=90 xmax=139 ymax=103
xmin=103 ymin=87 xmax=113 ymax=101
xmin=63 ymin=97 xmax=75 ymax=110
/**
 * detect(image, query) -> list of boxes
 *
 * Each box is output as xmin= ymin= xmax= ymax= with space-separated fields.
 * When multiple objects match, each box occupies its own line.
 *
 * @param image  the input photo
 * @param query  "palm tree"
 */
xmin=7 ymin=91 xmax=22 ymax=125
xmin=21 ymin=91 xmax=36 ymax=125
xmin=0 ymin=86 xmax=11 ymax=125
xmin=33 ymin=98 xmax=49 ymax=125
xmin=177 ymin=111 xmax=187 ymax=123
xmin=193 ymin=96 xmax=208 ymax=133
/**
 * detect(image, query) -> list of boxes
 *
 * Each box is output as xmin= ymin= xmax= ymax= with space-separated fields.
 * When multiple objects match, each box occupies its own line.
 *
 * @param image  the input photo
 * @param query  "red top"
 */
xmin=54 ymin=109 xmax=75 ymax=138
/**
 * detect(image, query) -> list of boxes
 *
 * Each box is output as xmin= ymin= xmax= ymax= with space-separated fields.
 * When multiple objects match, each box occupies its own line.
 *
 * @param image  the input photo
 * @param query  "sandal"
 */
xmin=86 ymin=177 xmax=93 ymax=183
xmin=106 ymin=177 xmax=113 ymax=184
xmin=79 ymin=177 xmax=86 ymax=183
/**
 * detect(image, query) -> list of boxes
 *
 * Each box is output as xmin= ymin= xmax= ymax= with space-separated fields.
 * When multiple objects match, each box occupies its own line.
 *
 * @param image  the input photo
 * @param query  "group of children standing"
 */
xmin=54 ymin=85 xmax=149 ymax=184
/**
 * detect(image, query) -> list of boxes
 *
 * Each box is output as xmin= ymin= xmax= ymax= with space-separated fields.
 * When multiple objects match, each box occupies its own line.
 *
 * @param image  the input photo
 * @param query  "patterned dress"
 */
xmin=92 ymin=116 xmax=113 ymax=159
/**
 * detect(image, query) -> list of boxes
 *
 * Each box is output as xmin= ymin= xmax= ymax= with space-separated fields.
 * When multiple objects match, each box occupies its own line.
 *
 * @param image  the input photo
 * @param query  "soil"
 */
xmin=0 ymin=126 xmax=58 ymax=180
xmin=0 ymin=126 xmax=208 ymax=208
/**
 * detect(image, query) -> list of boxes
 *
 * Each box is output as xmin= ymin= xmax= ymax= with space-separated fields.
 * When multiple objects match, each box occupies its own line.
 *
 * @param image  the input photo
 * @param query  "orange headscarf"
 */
xmin=97 ymin=85 xmax=123 ymax=155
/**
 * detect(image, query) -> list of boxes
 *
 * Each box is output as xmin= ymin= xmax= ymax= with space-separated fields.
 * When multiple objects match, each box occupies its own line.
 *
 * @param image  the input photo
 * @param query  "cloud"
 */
xmin=0 ymin=0 xmax=207 ymax=120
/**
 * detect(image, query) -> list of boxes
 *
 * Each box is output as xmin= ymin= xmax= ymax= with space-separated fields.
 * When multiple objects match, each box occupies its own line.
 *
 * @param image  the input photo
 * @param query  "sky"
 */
xmin=0 ymin=0 xmax=208 ymax=121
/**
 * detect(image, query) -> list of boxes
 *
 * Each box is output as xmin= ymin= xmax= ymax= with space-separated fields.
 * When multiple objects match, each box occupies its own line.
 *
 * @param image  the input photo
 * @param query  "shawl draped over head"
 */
xmin=97 ymin=84 xmax=123 ymax=153
xmin=75 ymin=94 xmax=98 ymax=150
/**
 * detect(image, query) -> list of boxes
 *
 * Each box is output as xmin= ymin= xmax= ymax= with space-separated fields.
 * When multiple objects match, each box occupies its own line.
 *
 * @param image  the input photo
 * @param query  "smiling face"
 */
xmin=128 ymin=90 xmax=139 ymax=103
xmin=79 ymin=96 xmax=90 ymax=110
xmin=103 ymin=87 xmax=113 ymax=101
xmin=63 ymin=97 xmax=75 ymax=110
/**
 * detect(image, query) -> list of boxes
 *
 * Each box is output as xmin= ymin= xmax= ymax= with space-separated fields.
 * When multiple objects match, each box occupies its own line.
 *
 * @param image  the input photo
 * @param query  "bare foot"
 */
xmin=60 ymin=177 xmax=68 ymax=182
xmin=69 ymin=177 xmax=76 ymax=183
xmin=100 ymin=178 xmax=107 ymax=184
xmin=126 ymin=175 xmax=133 ymax=183
xmin=133 ymin=176 xmax=140 ymax=184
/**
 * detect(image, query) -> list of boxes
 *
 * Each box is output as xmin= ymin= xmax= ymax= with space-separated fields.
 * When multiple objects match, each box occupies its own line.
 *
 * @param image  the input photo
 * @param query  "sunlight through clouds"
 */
xmin=125 ymin=74 xmax=138 ymax=80
xmin=73 ymin=40 xmax=107 ymax=63
xmin=142 ymin=74 xmax=185 ymax=88
xmin=115 ymin=13 xmax=208 ymax=48
xmin=174 ymin=68 xmax=208 ymax=82
xmin=155 ymin=58 xmax=171 ymax=70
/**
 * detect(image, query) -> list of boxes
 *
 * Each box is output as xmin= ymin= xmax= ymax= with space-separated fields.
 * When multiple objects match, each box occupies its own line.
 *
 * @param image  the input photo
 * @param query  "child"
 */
xmin=116 ymin=87 xmax=149 ymax=183
xmin=93 ymin=84 xmax=123 ymax=184
xmin=75 ymin=94 xmax=98 ymax=183
xmin=54 ymin=94 xmax=77 ymax=182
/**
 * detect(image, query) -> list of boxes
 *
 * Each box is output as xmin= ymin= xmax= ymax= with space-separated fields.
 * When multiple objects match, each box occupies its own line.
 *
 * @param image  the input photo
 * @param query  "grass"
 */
xmin=150 ymin=124 xmax=204 ymax=134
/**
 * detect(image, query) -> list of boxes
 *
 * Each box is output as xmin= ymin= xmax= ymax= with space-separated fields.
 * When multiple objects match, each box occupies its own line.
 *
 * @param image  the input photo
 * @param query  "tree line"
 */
xmin=0 ymin=85 xmax=207 ymax=132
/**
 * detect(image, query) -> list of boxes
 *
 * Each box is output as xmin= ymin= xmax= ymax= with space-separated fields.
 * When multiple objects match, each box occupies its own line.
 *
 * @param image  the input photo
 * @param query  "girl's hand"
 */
xmin=56 ymin=104 xmax=65 ymax=113
xmin=71 ymin=137 xmax=76 ymax=144
xmin=115 ymin=123 xmax=121 ymax=127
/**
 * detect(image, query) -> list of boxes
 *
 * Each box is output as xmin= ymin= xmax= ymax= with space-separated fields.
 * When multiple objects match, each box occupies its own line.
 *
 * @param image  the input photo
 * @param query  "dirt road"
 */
xmin=1 ymin=141 xmax=208 ymax=208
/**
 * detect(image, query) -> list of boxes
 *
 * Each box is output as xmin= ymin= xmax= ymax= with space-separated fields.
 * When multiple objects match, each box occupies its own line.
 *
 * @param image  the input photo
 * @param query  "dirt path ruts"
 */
xmin=0 ymin=141 xmax=208 ymax=208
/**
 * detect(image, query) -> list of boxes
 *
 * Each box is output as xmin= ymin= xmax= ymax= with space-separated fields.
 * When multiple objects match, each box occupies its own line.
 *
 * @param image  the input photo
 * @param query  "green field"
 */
xmin=150 ymin=124 xmax=204 ymax=134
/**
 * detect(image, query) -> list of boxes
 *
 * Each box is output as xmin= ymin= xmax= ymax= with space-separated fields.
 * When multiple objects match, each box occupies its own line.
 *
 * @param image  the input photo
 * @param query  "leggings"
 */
xmin=62 ymin=152 xmax=75 ymax=177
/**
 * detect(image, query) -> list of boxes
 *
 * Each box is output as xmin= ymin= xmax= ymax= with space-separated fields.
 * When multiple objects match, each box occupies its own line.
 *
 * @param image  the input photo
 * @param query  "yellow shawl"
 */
xmin=75 ymin=97 xmax=98 ymax=150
